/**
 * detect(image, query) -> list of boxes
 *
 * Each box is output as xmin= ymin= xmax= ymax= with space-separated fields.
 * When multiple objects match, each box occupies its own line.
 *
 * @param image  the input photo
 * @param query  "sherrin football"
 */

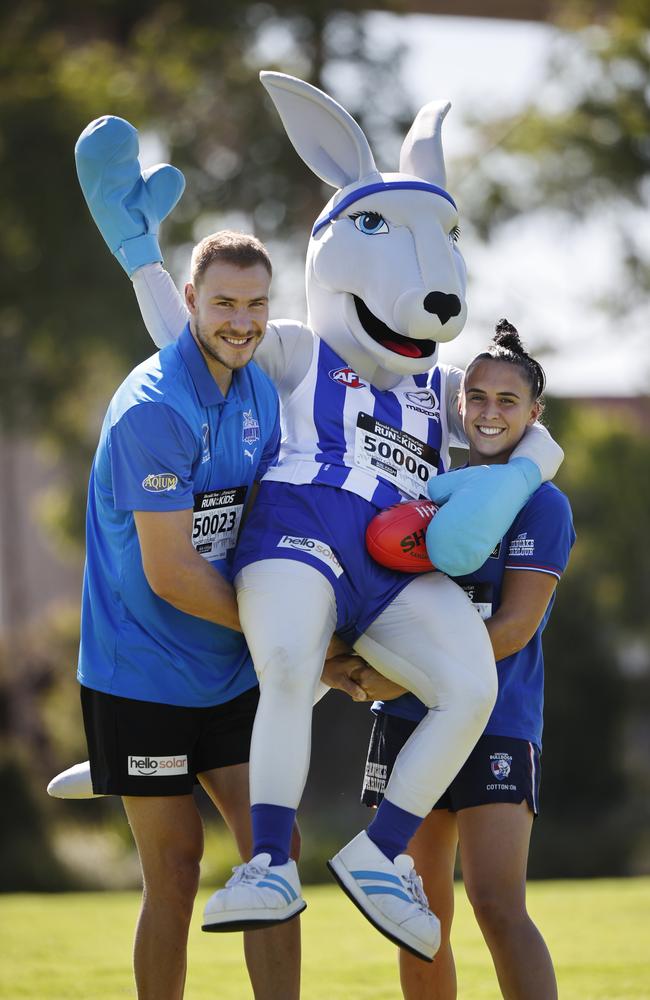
xmin=366 ymin=499 xmax=438 ymax=573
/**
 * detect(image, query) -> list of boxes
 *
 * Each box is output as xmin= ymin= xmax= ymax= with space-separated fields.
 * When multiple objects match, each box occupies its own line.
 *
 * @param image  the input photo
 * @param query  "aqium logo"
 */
xmin=142 ymin=473 xmax=179 ymax=493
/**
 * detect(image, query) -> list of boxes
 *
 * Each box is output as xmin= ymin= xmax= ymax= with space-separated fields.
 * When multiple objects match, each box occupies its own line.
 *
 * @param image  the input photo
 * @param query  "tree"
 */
xmin=528 ymin=398 xmax=650 ymax=876
xmin=458 ymin=5 xmax=650 ymax=314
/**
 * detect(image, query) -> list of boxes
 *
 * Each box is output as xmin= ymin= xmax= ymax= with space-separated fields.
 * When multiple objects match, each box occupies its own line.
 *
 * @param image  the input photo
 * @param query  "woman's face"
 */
xmin=460 ymin=359 xmax=540 ymax=464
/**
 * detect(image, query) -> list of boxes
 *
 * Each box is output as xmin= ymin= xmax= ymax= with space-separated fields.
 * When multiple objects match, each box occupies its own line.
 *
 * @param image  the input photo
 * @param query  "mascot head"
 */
xmin=261 ymin=72 xmax=467 ymax=390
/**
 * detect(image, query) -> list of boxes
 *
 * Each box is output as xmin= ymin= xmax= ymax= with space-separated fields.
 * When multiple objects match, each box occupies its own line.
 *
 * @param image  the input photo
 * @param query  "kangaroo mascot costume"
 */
xmin=49 ymin=73 xmax=562 ymax=961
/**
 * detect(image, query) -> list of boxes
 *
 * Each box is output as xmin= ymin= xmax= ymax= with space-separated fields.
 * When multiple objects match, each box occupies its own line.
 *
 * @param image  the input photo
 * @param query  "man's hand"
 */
xmin=321 ymin=654 xmax=369 ymax=701
xmin=349 ymin=663 xmax=406 ymax=702
xmin=321 ymin=652 xmax=407 ymax=703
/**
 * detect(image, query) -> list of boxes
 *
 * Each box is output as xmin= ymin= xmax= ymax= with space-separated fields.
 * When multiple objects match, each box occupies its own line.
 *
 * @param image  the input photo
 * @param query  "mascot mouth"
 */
xmin=353 ymin=296 xmax=435 ymax=359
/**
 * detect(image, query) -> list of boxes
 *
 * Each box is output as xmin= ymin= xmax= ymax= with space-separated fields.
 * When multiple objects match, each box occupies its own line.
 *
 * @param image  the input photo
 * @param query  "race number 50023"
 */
xmin=192 ymin=486 xmax=246 ymax=561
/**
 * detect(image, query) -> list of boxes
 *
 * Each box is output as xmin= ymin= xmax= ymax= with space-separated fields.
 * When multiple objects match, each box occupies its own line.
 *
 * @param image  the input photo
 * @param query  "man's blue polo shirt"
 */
xmin=77 ymin=324 xmax=280 ymax=707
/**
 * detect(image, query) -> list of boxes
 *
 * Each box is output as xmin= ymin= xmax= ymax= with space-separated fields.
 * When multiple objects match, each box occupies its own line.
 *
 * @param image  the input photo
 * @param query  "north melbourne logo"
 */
xmin=142 ymin=473 xmax=179 ymax=493
xmin=127 ymin=754 xmax=188 ymax=777
xmin=242 ymin=410 xmax=260 ymax=445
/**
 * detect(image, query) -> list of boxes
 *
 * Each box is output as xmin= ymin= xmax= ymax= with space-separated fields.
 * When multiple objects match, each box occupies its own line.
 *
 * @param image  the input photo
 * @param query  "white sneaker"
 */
xmin=328 ymin=831 xmax=440 ymax=962
xmin=202 ymin=853 xmax=306 ymax=932
xmin=47 ymin=761 xmax=104 ymax=799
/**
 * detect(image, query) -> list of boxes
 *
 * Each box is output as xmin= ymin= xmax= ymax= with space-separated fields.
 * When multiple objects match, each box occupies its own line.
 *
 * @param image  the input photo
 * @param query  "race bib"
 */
xmin=354 ymin=413 xmax=439 ymax=500
xmin=462 ymin=582 xmax=494 ymax=620
xmin=192 ymin=487 xmax=246 ymax=562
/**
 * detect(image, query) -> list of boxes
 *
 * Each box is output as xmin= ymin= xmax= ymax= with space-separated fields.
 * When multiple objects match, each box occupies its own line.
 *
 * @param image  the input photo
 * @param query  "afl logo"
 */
xmin=329 ymin=366 xmax=366 ymax=389
xmin=142 ymin=473 xmax=179 ymax=493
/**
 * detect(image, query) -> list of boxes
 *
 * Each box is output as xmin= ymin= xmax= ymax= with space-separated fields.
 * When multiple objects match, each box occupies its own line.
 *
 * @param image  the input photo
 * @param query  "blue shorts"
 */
xmin=234 ymin=481 xmax=415 ymax=643
xmin=361 ymin=712 xmax=541 ymax=815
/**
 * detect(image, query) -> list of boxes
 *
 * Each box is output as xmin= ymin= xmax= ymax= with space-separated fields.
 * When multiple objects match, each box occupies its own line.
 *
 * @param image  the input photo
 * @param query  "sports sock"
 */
xmin=251 ymin=803 xmax=296 ymax=866
xmin=367 ymin=798 xmax=423 ymax=861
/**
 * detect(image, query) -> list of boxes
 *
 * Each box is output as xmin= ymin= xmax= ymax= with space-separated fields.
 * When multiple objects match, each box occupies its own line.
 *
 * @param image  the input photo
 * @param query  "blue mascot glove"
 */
xmin=426 ymin=457 xmax=542 ymax=577
xmin=75 ymin=116 xmax=185 ymax=276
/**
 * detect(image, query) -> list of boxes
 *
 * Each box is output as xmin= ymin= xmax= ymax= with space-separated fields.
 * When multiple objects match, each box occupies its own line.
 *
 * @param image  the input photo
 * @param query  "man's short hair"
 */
xmin=191 ymin=230 xmax=272 ymax=286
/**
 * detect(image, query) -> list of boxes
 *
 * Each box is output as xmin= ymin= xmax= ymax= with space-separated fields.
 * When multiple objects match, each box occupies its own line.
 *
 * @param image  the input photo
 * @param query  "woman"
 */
xmin=362 ymin=319 xmax=575 ymax=999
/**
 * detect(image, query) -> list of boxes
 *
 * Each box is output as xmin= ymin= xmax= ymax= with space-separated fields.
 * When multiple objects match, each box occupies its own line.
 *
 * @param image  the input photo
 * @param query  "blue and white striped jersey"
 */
xmin=262 ymin=338 xmax=456 ymax=508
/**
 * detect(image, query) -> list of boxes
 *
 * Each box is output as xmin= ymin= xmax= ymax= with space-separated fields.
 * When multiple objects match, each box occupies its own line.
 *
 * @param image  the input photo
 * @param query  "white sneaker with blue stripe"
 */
xmin=327 ymin=831 xmax=440 ymax=962
xmin=202 ymin=853 xmax=306 ymax=932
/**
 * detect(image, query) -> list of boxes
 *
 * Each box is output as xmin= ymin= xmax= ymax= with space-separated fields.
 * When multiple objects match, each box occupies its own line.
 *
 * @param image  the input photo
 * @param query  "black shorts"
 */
xmin=81 ymin=684 xmax=259 ymax=797
xmin=361 ymin=712 xmax=541 ymax=815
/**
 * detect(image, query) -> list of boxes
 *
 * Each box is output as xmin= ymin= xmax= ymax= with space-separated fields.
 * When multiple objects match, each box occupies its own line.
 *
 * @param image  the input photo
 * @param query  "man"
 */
xmin=78 ymin=230 xmax=308 ymax=1000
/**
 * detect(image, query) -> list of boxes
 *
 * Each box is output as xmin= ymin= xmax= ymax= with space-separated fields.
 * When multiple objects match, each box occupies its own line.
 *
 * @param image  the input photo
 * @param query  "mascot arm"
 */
xmin=511 ymin=422 xmax=564 ymax=483
xmin=132 ymin=263 xmax=188 ymax=348
xmin=443 ymin=365 xmax=467 ymax=448
xmin=256 ymin=321 xmax=314 ymax=398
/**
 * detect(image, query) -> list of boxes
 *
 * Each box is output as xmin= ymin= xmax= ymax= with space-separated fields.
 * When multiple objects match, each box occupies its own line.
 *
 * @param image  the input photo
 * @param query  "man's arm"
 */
xmin=134 ymin=508 xmax=241 ymax=631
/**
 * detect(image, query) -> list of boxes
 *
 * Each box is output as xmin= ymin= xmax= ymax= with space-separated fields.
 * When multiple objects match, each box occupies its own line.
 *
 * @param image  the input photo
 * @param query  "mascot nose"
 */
xmin=423 ymin=292 xmax=461 ymax=325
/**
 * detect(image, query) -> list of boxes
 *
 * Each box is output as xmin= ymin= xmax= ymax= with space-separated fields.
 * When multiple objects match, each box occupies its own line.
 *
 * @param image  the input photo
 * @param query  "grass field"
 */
xmin=1 ymin=878 xmax=649 ymax=999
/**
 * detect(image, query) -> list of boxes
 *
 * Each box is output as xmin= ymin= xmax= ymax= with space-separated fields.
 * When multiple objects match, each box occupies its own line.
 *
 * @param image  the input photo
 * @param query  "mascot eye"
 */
xmin=449 ymin=225 xmax=461 ymax=244
xmin=350 ymin=211 xmax=389 ymax=235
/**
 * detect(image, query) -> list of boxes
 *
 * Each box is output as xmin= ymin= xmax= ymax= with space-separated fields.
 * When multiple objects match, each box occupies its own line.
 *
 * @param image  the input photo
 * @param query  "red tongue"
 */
xmin=383 ymin=339 xmax=423 ymax=358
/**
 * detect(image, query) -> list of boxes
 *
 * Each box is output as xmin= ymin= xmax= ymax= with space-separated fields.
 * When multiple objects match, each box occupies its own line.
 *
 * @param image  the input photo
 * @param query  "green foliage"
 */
xmin=461 ymin=8 xmax=650 ymax=308
xmin=0 ymin=1 xmax=408 ymax=545
xmin=528 ymin=398 xmax=650 ymax=876
xmin=0 ymin=747 xmax=79 ymax=891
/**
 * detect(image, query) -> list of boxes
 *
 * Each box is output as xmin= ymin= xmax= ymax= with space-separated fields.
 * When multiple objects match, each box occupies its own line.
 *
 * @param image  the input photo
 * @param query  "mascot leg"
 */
xmin=238 ymin=559 xmax=337 ymax=809
xmin=357 ymin=572 xmax=497 ymax=814
xmin=328 ymin=573 xmax=496 ymax=962
xmin=202 ymin=559 xmax=336 ymax=933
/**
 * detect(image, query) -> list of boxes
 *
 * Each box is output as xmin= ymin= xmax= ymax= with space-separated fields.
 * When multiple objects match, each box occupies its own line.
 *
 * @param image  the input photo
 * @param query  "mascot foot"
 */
xmin=327 ymin=831 xmax=439 ymax=962
xmin=47 ymin=760 xmax=104 ymax=799
xmin=202 ymin=853 xmax=306 ymax=932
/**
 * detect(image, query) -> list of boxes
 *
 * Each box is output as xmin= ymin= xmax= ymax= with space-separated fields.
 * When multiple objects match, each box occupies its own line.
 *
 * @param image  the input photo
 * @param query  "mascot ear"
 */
xmin=260 ymin=71 xmax=377 ymax=189
xmin=399 ymin=100 xmax=451 ymax=187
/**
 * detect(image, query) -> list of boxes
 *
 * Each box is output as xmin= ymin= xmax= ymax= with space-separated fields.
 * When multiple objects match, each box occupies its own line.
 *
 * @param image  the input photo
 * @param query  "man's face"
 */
xmin=185 ymin=260 xmax=270 ymax=374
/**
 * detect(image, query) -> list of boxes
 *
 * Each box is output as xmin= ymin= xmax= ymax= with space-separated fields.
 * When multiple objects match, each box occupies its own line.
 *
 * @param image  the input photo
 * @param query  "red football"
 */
xmin=366 ymin=499 xmax=438 ymax=573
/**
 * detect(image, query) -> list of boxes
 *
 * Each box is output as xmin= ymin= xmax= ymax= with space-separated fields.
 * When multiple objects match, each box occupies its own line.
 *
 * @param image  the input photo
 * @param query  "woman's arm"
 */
xmin=485 ymin=569 xmax=558 ymax=661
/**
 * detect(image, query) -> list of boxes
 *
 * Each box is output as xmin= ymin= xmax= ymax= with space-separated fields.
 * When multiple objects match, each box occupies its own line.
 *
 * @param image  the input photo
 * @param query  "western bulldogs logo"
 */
xmin=329 ymin=366 xmax=366 ymax=388
xmin=242 ymin=409 xmax=260 ymax=445
xmin=490 ymin=753 xmax=512 ymax=780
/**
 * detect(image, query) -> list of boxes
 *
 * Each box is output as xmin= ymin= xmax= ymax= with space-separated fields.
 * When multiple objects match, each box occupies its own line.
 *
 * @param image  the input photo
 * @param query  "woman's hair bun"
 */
xmin=493 ymin=318 xmax=525 ymax=356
